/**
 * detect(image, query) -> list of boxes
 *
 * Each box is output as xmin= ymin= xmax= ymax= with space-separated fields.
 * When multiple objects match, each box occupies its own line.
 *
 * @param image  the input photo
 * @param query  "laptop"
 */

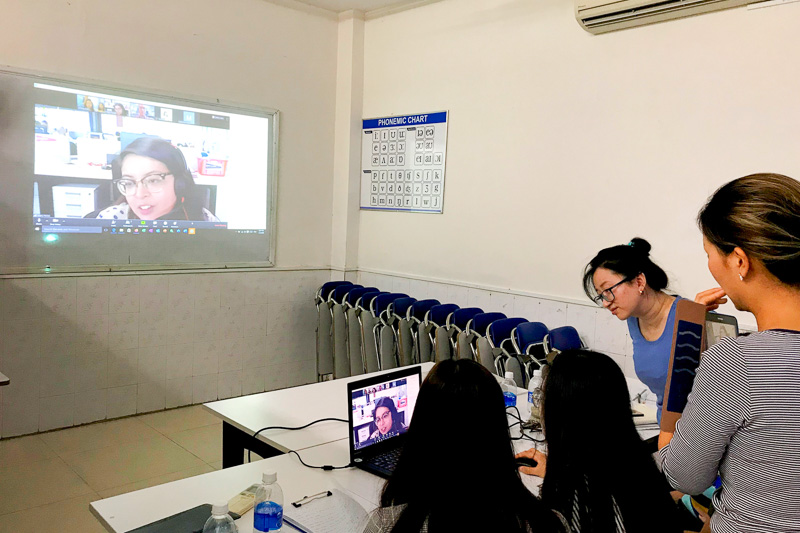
xmin=347 ymin=366 xmax=422 ymax=479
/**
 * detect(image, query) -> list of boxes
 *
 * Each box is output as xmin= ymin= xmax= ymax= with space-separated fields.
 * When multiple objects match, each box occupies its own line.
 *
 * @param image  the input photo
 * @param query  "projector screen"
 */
xmin=0 ymin=68 xmax=278 ymax=273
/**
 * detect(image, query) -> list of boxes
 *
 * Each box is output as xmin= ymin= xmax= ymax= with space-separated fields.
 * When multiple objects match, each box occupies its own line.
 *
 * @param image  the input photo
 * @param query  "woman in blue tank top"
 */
xmin=582 ymin=238 xmax=726 ymax=422
xmin=583 ymin=238 xmax=678 ymax=422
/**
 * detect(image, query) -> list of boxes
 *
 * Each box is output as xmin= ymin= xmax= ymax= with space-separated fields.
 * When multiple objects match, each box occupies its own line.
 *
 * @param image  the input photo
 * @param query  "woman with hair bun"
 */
xmin=583 ymin=237 xmax=688 ymax=423
xmin=660 ymin=173 xmax=800 ymax=533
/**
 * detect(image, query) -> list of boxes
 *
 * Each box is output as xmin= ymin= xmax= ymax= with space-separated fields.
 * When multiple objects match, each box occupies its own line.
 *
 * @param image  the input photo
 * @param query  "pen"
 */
xmin=291 ymin=490 xmax=333 ymax=508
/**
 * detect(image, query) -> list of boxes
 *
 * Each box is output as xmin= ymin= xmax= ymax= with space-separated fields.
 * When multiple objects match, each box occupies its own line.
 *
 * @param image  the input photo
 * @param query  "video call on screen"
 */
xmin=32 ymin=83 xmax=270 ymax=236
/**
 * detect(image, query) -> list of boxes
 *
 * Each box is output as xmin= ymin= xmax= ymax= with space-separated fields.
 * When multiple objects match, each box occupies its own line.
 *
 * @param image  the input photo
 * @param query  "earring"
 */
xmin=639 ymin=289 xmax=644 ymax=295
xmin=739 ymin=274 xmax=744 ymax=281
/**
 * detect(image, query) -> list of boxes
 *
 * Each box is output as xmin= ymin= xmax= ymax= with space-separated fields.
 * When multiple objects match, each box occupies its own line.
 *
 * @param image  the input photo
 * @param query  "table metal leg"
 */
xmin=222 ymin=422 xmax=283 ymax=468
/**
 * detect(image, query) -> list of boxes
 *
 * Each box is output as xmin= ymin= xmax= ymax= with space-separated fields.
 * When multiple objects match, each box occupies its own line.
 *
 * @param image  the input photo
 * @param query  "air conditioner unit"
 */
xmin=576 ymin=0 xmax=753 ymax=34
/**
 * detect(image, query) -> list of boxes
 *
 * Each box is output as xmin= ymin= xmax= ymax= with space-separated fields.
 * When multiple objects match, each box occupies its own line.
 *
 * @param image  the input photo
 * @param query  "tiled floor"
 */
xmin=0 ymin=405 xmax=226 ymax=533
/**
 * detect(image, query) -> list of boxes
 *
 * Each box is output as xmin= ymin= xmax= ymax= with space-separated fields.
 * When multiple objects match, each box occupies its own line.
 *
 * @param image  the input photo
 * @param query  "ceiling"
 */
xmin=289 ymin=0 xmax=438 ymax=15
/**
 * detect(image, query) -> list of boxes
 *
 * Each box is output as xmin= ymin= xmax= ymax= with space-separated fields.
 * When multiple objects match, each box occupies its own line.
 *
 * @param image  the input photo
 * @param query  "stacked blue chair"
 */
xmin=390 ymin=297 xmax=418 ymax=367
xmin=427 ymin=304 xmax=460 ymax=362
xmin=408 ymin=299 xmax=441 ymax=363
xmin=544 ymin=326 xmax=585 ymax=356
xmin=469 ymin=312 xmax=507 ymax=373
xmin=450 ymin=308 xmax=484 ymax=360
xmin=488 ymin=317 xmax=528 ymax=385
xmin=344 ymin=287 xmax=379 ymax=377
xmin=330 ymin=284 xmax=362 ymax=379
xmin=373 ymin=293 xmax=409 ymax=370
xmin=511 ymin=321 xmax=549 ymax=381
xmin=360 ymin=291 xmax=388 ymax=374
xmin=314 ymin=281 xmax=352 ymax=381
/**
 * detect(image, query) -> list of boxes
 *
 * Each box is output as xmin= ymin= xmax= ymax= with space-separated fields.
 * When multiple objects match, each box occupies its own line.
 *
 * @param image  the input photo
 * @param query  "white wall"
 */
xmin=0 ymin=0 xmax=340 ymax=437
xmin=359 ymin=0 xmax=800 ymax=330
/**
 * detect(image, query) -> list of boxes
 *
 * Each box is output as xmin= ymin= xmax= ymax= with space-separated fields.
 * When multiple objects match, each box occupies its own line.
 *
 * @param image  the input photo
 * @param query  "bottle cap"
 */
xmin=504 ymin=371 xmax=514 ymax=380
xmin=263 ymin=470 xmax=277 ymax=484
xmin=212 ymin=502 xmax=228 ymax=516
xmin=533 ymin=369 xmax=543 ymax=377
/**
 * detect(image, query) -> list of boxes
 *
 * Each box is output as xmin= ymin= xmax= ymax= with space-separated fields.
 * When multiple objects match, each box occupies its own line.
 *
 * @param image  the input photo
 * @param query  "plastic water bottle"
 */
xmin=254 ymin=470 xmax=284 ymax=532
xmin=202 ymin=503 xmax=238 ymax=533
xmin=501 ymin=371 xmax=517 ymax=407
xmin=527 ymin=369 xmax=544 ymax=427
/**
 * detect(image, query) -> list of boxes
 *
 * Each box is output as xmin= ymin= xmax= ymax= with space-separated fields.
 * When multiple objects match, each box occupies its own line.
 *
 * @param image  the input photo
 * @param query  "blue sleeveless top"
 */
xmin=626 ymin=296 xmax=680 ymax=423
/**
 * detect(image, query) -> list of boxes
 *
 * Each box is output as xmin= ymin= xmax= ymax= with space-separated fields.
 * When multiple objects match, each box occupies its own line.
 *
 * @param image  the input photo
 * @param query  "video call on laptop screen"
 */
xmin=351 ymin=376 xmax=420 ymax=451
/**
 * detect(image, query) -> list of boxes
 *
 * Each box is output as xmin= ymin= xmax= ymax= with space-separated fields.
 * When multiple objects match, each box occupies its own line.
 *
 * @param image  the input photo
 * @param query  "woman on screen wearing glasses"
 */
xmin=95 ymin=137 xmax=219 ymax=222
xmin=368 ymin=396 xmax=406 ymax=441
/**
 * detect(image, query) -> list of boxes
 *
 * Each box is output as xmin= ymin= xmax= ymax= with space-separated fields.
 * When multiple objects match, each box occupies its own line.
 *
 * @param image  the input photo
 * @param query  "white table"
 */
xmin=90 ymin=439 xmax=383 ymax=533
xmin=204 ymin=363 xmax=434 ymax=468
xmin=0 ymin=371 xmax=9 ymax=386
xmin=92 ymin=395 xmax=543 ymax=533
xmin=92 ymin=378 xmax=657 ymax=533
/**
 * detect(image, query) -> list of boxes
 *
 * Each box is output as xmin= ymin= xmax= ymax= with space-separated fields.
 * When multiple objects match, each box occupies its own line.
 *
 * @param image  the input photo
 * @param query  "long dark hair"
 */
xmin=541 ymin=350 xmax=680 ymax=533
xmin=380 ymin=359 xmax=561 ymax=533
xmin=111 ymin=137 xmax=205 ymax=220
xmin=583 ymin=237 xmax=669 ymax=300
xmin=373 ymin=396 xmax=404 ymax=434
xmin=699 ymin=173 xmax=800 ymax=287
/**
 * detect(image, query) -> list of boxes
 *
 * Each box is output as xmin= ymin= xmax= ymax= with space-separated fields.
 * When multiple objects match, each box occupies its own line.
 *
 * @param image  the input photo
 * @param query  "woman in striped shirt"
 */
xmin=659 ymin=173 xmax=800 ymax=532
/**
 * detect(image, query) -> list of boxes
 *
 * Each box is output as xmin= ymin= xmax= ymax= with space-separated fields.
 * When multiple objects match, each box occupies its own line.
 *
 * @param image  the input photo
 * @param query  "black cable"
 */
xmin=287 ymin=450 xmax=351 ymax=471
xmin=507 ymin=405 xmax=546 ymax=443
xmin=248 ymin=417 xmax=348 ymax=463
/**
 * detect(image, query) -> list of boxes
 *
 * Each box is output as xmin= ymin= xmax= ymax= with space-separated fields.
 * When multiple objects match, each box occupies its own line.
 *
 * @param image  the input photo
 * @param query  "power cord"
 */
xmin=248 ymin=417 xmax=350 ymax=468
xmin=507 ymin=405 xmax=545 ymax=443
xmin=287 ymin=450 xmax=352 ymax=471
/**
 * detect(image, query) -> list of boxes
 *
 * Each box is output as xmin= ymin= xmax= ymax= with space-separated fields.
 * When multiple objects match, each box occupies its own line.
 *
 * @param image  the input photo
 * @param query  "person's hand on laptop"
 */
xmin=515 ymin=448 xmax=546 ymax=478
xmin=695 ymin=287 xmax=728 ymax=311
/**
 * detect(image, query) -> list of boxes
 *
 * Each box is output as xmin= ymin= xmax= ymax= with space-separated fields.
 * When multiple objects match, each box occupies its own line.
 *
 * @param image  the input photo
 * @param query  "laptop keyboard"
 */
xmin=370 ymin=447 xmax=403 ymax=470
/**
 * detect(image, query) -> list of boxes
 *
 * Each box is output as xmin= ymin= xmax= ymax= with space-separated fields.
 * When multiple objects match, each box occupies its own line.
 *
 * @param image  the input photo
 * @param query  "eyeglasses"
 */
xmin=375 ymin=411 xmax=393 ymax=424
xmin=114 ymin=173 xmax=171 ymax=195
xmin=592 ymin=276 xmax=634 ymax=306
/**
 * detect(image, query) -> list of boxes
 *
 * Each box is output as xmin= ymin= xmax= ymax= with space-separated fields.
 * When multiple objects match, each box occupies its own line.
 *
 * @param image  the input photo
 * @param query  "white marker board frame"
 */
xmin=0 ymin=66 xmax=279 ymax=274
xmin=360 ymin=111 xmax=448 ymax=214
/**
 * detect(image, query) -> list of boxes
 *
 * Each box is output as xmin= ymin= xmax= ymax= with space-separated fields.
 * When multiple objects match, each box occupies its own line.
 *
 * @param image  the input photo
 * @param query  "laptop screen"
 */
xmin=349 ymin=368 xmax=422 ymax=452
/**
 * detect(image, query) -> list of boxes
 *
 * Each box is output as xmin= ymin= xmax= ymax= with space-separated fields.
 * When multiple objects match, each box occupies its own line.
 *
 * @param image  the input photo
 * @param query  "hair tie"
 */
xmin=627 ymin=241 xmax=635 ymax=247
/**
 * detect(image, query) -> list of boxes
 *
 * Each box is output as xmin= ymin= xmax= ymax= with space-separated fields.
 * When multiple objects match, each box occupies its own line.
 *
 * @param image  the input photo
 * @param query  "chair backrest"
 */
xmin=346 ymin=286 xmax=379 ymax=307
xmin=362 ymin=291 xmax=387 ymax=312
xmin=450 ymin=307 xmax=484 ymax=330
xmin=317 ymin=281 xmax=352 ymax=302
xmin=331 ymin=284 xmax=362 ymax=305
xmin=470 ymin=312 xmax=507 ymax=337
xmin=391 ymin=297 xmax=418 ymax=319
xmin=428 ymin=304 xmax=460 ymax=326
xmin=409 ymin=299 xmax=441 ymax=322
xmin=488 ymin=317 xmax=527 ymax=349
xmin=546 ymin=326 xmax=584 ymax=352
xmin=513 ymin=322 xmax=550 ymax=353
xmin=374 ymin=293 xmax=409 ymax=317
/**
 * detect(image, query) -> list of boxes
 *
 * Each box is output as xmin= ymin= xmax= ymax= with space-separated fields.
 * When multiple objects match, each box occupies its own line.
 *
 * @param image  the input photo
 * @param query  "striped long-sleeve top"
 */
xmin=659 ymin=330 xmax=800 ymax=533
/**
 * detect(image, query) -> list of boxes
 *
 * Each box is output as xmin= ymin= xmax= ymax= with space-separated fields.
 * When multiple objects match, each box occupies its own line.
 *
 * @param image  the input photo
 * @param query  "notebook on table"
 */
xmin=347 ymin=366 xmax=422 ymax=479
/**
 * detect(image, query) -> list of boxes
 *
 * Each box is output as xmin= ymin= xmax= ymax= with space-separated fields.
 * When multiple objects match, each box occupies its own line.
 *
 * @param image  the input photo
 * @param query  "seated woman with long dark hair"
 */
xmin=362 ymin=359 xmax=564 ymax=533
xmin=516 ymin=349 xmax=680 ymax=533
